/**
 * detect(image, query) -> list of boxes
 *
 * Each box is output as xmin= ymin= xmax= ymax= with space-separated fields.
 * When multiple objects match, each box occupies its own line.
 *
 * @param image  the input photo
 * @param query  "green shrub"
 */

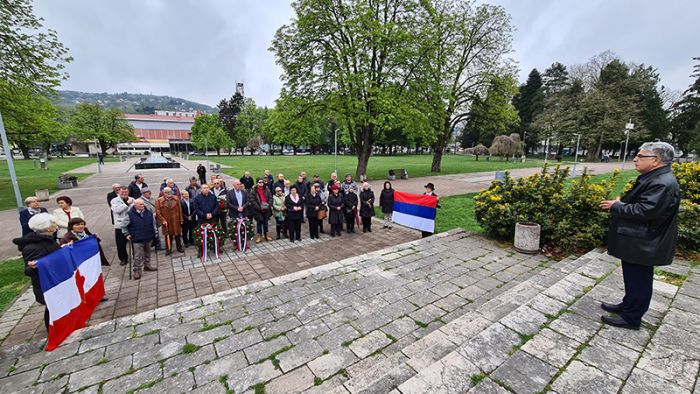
xmin=474 ymin=164 xmax=618 ymax=253
xmin=673 ymin=162 xmax=700 ymax=204
xmin=678 ymin=201 xmax=700 ymax=253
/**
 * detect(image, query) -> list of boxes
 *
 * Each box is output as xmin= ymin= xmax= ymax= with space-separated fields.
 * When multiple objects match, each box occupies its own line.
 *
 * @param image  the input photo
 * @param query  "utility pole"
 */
xmin=572 ymin=133 xmax=581 ymax=177
xmin=0 ymin=112 xmax=24 ymax=211
xmin=334 ymin=127 xmax=338 ymax=174
xmin=622 ymin=120 xmax=634 ymax=171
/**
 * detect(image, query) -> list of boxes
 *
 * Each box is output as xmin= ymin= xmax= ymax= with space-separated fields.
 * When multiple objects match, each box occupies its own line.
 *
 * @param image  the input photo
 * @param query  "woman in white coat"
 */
xmin=53 ymin=196 xmax=85 ymax=238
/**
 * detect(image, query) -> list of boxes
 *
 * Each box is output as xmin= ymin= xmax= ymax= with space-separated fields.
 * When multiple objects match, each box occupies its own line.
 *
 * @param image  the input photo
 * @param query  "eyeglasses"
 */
xmin=634 ymin=154 xmax=658 ymax=159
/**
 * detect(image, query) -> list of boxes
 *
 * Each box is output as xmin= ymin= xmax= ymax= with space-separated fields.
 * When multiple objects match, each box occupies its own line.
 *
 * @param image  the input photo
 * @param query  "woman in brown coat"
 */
xmin=156 ymin=187 xmax=184 ymax=254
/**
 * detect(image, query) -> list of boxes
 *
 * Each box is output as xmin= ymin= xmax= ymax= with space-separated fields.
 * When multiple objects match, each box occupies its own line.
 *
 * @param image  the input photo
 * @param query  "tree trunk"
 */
xmin=19 ymin=145 xmax=30 ymax=160
xmin=355 ymin=143 xmax=372 ymax=180
xmin=216 ymin=148 xmax=221 ymax=156
xmin=431 ymin=149 xmax=444 ymax=172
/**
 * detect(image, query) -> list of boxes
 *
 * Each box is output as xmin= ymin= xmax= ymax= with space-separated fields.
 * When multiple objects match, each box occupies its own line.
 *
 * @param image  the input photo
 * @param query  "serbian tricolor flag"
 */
xmin=393 ymin=191 xmax=438 ymax=233
xmin=36 ymin=236 xmax=105 ymax=351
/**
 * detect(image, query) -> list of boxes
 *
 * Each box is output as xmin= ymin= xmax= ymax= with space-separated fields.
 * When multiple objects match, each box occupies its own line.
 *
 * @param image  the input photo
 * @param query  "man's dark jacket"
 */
xmin=607 ymin=165 xmax=680 ymax=266
xmin=126 ymin=208 xmax=156 ymax=243
xmin=128 ymin=181 xmax=147 ymax=199
xmin=226 ymin=188 xmax=249 ymax=218
xmin=19 ymin=207 xmax=48 ymax=236
xmin=193 ymin=192 xmax=219 ymax=223
xmin=13 ymin=232 xmax=61 ymax=304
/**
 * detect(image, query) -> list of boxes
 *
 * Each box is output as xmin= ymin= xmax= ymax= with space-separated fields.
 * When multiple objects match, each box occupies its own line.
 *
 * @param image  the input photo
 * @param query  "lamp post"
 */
xmin=621 ymin=120 xmax=634 ymax=171
xmin=334 ymin=127 xmax=338 ymax=174
xmin=0 ymin=112 xmax=24 ymax=211
xmin=95 ymin=139 xmax=101 ymax=174
xmin=572 ymin=133 xmax=581 ymax=177
xmin=544 ymin=137 xmax=550 ymax=164
xmin=205 ymin=134 xmax=209 ymax=168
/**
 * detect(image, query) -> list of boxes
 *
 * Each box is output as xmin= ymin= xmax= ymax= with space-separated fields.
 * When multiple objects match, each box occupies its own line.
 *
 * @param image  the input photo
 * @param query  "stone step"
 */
xmin=398 ymin=254 xmax=698 ymax=394
xmin=342 ymin=249 xmax=612 ymax=393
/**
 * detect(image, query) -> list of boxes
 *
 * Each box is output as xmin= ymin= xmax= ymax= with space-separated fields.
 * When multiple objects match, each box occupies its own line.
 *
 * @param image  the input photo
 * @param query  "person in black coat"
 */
xmin=343 ymin=186 xmax=359 ymax=233
xmin=327 ymin=184 xmax=344 ymax=236
xmin=421 ymin=183 xmax=440 ymax=238
xmin=379 ymin=181 xmax=394 ymax=229
xmin=305 ymin=185 xmax=323 ymax=239
xmin=226 ymin=179 xmax=250 ymax=220
xmin=193 ymin=184 xmax=220 ymax=224
xmin=128 ymin=174 xmax=147 ymax=199
xmin=250 ymin=178 xmax=274 ymax=243
xmin=284 ymin=186 xmax=304 ymax=242
xmin=240 ymin=171 xmax=255 ymax=191
xmin=359 ymin=183 xmax=375 ymax=233
xmin=12 ymin=213 xmax=62 ymax=330
xmin=19 ymin=196 xmax=49 ymax=236
xmin=181 ymin=191 xmax=196 ymax=247
xmin=599 ymin=141 xmax=681 ymax=330
xmin=197 ymin=163 xmax=207 ymax=185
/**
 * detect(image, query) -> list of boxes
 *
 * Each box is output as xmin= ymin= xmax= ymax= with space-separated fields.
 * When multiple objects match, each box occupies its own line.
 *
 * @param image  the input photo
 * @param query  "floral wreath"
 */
xmin=227 ymin=216 xmax=255 ymax=251
xmin=192 ymin=223 xmax=226 ymax=260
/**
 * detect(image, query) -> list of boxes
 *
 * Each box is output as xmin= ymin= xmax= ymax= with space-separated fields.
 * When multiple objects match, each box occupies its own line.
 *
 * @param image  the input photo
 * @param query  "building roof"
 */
xmin=133 ymin=129 xmax=191 ymax=140
xmin=124 ymin=113 xmax=196 ymax=123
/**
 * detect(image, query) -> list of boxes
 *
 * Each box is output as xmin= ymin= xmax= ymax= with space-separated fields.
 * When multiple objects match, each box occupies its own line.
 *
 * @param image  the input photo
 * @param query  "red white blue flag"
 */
xmin=392 ymin=191 xmax=438 ymax=233
xmin=36 ymin=236 xmax=105 ymax=351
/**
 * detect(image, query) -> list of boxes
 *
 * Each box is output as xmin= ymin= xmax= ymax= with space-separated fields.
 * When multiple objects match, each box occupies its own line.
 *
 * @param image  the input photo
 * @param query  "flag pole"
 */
xmin=0 ymin=112 xmax=25 ymax=211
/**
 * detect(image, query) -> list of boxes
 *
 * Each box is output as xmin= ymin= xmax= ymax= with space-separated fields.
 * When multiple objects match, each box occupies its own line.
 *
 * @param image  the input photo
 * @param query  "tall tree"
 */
xmin=234 ymin=98 xmax=269 ymax=154
xmin=671 ymin=57 xmax=700 ymax=156
xmin=190 ymin=114 xmax=232 ymax=156
xmin=512 ymin=69 xmax=544 ymax=151
xmin=542 ymin=62 xmax=570 ymax=96
xmin=69 ymin=103 xmax=136 ymax=155
xmin=0 ymin=0 xmax=72 ymax=93
xmin=460 ymin=75 xmax=520 ymax=147
xmin=266 ymin=92 xmax=323 ymax=154
xmin=415 ymin=0 xmax=515 ymax=172
xmin=271 ymin=0 xmax=423 ymax=178
xmin=217 ymin=92 xmax=245 ymax=147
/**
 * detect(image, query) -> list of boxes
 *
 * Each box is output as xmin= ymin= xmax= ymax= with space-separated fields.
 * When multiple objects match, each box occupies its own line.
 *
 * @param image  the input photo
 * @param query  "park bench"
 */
xmin=210 ymin=164 xmax=221 ymax=173
xmin=388 ymin=169 xmax=408 ymax=180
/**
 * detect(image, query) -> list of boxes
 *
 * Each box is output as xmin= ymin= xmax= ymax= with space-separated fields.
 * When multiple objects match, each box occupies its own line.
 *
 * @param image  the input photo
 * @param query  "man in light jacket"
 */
xmin=111 ymin=186 xmax=134 ymax=266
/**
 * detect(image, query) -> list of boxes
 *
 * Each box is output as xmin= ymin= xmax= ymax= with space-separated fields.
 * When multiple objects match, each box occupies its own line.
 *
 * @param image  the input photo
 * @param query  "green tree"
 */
xmin=542 ymin=62 xmax=570 ymax=96
xmin=671 ymin=57 xmax=700 ymax=156
xmin=190 ymin=114 xmax=232 ymax=156
xmin=0 ymin=81 xmax=61 ymax=159
xmin=512 ymin=69 xmax=545 ymax=151
xmin=69 ymin=103 xmax=136 ymax=155
xmin=460 ymin=75 xmax=520 ymax=148
xmin=414 ymin=0 xmax=515 ymax=172
xmin=218 ymin=92 xmax=245 ymax=148
xmin=270 ymin=0 xmax=423 ymax=178
xmin=234 ymin=98 xmax=269 ymax=154
xmin=266 ymin=92 xmax=323 ymax=154
xmin=0 ymin=0 xmax=72 ymax=93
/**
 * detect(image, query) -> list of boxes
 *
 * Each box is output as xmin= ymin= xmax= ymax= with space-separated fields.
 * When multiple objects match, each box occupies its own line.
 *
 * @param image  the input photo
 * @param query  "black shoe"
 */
xmin=601 ymin=302 xmax=623 ymax=313
xmin=165 ymin=250 xmax=170 ymax=256
xmin=601 ymin=315 xmax=639 ymax=330
xmin=120 ymin=260 xmax=127 ymax=266
xmin=368 ymin=228 xmax=372 ymax=232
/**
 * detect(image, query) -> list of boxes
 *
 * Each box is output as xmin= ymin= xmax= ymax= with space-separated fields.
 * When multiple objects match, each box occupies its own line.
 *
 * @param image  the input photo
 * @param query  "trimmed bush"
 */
xmin=673 ymin=162 xmax=700 ymax=252
xmin=474 ymin=164 xmax=618 ymax=253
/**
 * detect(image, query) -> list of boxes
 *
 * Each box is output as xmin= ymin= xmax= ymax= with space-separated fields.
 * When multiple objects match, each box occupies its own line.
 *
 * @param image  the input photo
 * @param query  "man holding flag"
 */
xmin=391 ymin=183 xmax=440 ymax=237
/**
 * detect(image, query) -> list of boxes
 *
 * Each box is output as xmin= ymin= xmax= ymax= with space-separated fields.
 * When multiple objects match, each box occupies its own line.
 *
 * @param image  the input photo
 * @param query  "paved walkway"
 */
xmin=0 ymin=229 xmax=697 ymax=393
xmin=0 ymin=157 xmax=420 ymax=347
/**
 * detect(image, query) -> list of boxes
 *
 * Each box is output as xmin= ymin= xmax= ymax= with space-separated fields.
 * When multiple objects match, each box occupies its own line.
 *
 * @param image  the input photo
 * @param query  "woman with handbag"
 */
xmin=305 ymin=184 xmax=323 ymax=239
xmin=251 ymin=178 xmax=274 ymax=243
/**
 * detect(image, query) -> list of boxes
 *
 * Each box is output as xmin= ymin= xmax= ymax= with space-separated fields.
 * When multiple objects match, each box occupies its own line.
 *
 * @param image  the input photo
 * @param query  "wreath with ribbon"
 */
xmin=193 ymin=223 xmax=226 ymax=261
xmin=217 ymin=196 xmax=228 ymax=212
xmin=227 ymin=217 xmax=255 ymax=251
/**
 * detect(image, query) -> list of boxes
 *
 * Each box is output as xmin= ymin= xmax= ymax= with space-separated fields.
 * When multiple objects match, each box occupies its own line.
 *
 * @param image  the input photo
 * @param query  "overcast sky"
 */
xmin=35 ymin=0 xmax=699 ymax=108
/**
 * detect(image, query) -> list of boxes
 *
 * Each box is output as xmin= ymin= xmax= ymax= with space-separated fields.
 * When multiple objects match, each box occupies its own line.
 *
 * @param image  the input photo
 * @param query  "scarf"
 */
xmin=257 ymin=187 xmax=267 ymax=203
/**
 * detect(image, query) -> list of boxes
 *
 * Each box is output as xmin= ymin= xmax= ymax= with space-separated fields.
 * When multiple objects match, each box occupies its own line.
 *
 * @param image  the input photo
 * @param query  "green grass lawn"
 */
xmin=0 ymin=259 xmax=27 ymax=314
xmin=0 ymin=157 xmax=102 ymax=211
xmin=210 ymin=154 xmax=544 ymax=181
xmin=375 ymin=169 xmax=640 ymax=235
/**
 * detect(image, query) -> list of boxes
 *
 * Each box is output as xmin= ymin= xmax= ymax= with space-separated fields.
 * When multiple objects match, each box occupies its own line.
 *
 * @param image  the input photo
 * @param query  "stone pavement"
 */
xmin=1 ymin=229 xmax=697 ymax=393
xmin=0 ymin=157 xmax=419 ymax=347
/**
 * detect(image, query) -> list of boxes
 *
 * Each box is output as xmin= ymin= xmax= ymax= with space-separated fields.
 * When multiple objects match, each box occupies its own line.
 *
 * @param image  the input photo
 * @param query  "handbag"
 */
xmin=318 ymin=208 xmax=327 ymax=220
xmin=260 ymin=202 xmax=270 ymax=210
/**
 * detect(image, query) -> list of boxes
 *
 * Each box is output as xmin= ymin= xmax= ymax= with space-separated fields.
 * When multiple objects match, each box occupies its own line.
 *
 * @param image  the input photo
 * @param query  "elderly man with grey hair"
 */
xmin=599 ymin=141 xmax=680 ymax=330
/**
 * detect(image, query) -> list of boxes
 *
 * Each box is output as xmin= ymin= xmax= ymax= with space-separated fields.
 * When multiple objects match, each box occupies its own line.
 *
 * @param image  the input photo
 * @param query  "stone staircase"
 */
xmin=0 ymin=229 xmax=698 ymax=393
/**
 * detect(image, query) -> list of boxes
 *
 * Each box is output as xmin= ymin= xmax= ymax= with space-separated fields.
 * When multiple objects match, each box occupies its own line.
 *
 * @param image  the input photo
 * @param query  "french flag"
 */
xmin=36 ymin=236 xmax=105 ymax=351
xmin=392 ymin=191 xmax=438 ymax=233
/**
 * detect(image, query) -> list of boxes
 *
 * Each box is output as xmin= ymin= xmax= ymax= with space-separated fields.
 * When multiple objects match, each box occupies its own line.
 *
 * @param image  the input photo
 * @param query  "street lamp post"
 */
xmin=205 ymin=134 xmax=209 ymax=168
xmin=334 ymin=127 xmax=338 ymax=174
xmin=544 ymin=137 xmax=550 ymax=164
xmin=95 ymin=139 xmax=101 ymax=173
xmin=621 ymin=120 xmax=634 ymax=171
xmin=572 ymin=133 xmax=581 ymax=177
xmin=0 ymin=112 xmax=24 ymax=211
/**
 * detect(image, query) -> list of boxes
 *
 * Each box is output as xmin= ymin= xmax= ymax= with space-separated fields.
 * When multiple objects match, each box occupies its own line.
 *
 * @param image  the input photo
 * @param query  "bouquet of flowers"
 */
xmin=218 ymin=196 xmax=228 ymax=213
xmin=227 ymin=217 xmax=255 ymax=251
xmin=193 ymin=223 xmax=226 ymax=261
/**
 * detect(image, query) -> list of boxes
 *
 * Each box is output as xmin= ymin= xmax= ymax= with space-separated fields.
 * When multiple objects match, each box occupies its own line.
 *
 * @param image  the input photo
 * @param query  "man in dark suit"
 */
xmin=226 ymin=179 xmax=249 ymax=219
xmin=180 ymin=190 xmax=196 ymax=247
xmin=600 ymin=141 xmax=680 ymax=330
xmin=193 ymin=184 xmax=219 ymax=225
xmin=128 ymin=174 xmax=147 ymax=199
xmin=19 ymin=196 xmax=48 ymax=236
xmin=107 ymin=183 xmax=120 ymax=225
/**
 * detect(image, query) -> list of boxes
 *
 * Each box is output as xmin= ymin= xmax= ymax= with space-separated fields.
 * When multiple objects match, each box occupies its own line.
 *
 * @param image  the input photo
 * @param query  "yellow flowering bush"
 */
xmin=474 ymin=164 xmax=618 ymax=253
xmin=673 ymin=162 xmax=700 ymax=252
xmin=673 ymin=162 xmax=700 ymax=204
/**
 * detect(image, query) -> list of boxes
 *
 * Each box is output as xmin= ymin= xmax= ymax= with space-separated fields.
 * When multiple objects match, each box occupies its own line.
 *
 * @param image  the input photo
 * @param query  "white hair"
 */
xmin=28 ymin=213 xmax=55 ymax=232
xmin=162 ymin=187 xmax=172 ymax=193
xmin=640 ymin=141 xmax=675 ymax=164
xmin=362 ymin=182 xmax=370 ymax=190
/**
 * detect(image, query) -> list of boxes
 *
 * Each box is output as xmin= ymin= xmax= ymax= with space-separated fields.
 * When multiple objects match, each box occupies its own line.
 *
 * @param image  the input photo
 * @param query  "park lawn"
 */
xmin=0 ymin=259 xmax=27 ymax=314
xmin=374 ymin=169 xmax=640 ymax=235
xmin=211 ymin=154 xmax=544 ymax=181
xmin=0 ymin=157 xmax=100 ymax=211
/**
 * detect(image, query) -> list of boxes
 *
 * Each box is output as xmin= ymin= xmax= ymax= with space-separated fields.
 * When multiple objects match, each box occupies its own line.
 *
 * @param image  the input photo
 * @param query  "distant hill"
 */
xmin=57 ymin=90 xmax=217 ymax=114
